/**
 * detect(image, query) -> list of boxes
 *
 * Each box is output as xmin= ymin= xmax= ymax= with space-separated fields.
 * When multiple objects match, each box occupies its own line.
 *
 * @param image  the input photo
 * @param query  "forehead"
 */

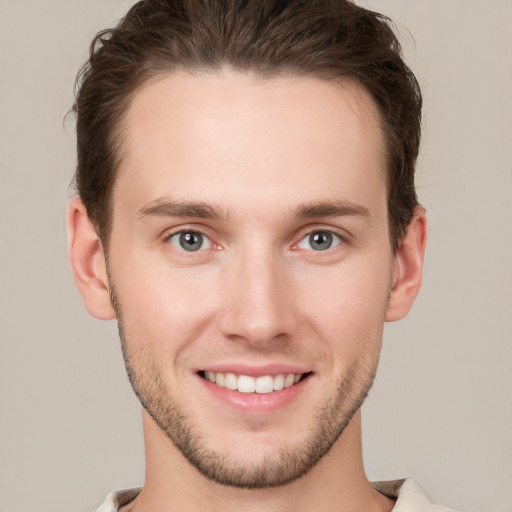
xmin=113 ymin=70 xmax=387 ymax=219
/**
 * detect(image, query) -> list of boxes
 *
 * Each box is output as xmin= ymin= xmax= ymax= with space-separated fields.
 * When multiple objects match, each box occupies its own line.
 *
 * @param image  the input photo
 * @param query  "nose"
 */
xmin=218 ymin=246 xmax=297 ymax=347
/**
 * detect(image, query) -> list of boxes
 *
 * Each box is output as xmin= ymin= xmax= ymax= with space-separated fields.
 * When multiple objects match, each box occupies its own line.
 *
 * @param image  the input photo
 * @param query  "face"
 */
xmin=107 ymin=71 xmax=394 ymax=487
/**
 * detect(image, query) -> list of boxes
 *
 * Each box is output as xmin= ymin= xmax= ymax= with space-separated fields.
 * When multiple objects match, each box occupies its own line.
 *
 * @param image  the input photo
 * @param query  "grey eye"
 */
xmin=168 ymin=231 xmax=210 ymax=251
xmin=298 ymin=231 xmax=341 ymax=251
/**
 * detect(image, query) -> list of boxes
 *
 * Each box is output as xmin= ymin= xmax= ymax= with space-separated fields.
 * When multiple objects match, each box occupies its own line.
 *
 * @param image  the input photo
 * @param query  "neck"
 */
xmin=122 ymin=410 xmax=394 ymax=512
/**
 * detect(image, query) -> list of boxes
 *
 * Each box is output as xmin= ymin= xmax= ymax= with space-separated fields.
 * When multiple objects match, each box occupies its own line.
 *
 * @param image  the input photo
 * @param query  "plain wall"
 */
xmin=1 ymin=1 xmax=511 ymax=511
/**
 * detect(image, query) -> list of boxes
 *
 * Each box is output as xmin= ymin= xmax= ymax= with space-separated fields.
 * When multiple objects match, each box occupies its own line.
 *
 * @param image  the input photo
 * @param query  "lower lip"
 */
xmin=199 ymin=375 xmax=310 ymax=414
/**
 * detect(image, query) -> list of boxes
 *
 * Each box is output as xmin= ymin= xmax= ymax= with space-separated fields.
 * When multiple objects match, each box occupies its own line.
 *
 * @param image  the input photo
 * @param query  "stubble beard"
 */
xmin=113 ymin=296 xmax=382 ymax=489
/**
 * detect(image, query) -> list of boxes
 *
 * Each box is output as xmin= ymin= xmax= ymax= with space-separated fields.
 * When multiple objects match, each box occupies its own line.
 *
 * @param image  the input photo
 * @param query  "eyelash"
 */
xmin=294 ymin=230 xmax=343 ymax=252
xmin=164 ymin=228 xmax=344 ymax=253
xmin=166 ymin=230 xmax=215 ymax=252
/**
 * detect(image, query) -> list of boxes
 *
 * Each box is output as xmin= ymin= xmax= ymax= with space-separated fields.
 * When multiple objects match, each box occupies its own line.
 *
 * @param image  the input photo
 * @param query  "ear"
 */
xmin=67 ymin=198 xmax=116 ymax=320
xmin=386 ymin=206 xmax=428 ymax=322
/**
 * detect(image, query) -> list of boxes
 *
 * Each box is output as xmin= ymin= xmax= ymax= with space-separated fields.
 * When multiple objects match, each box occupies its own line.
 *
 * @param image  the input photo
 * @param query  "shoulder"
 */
xmin=373 ymin=479 xmax=459 ymax=512
xmin=95 ymin=488 xmax=141 ymax=512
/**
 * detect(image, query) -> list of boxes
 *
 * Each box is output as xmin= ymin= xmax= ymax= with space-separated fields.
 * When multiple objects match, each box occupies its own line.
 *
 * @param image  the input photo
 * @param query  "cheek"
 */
xmin=296 ymin=256 xmax=392 ymax=361
xmin=109 ymin=250 xmax=220 ymax=356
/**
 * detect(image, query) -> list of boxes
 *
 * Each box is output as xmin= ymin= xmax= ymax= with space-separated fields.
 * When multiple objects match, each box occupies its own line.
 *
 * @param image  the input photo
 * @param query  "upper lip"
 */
xmin=197 ymin=363 xmax=311 ymax=377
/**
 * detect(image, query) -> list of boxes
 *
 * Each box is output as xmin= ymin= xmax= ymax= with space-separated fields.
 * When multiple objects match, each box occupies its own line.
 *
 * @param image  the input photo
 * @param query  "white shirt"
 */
xmin=95 ymin=479 xmax=457 ymax=511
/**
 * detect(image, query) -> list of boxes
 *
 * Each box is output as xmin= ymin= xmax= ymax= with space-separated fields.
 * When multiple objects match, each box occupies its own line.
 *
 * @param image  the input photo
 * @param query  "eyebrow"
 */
xmin=137 ymin=198 xmax=369 ymax=222
xmin=137 ymin=198 xmax=227 ymax=220
xmin=293 ymin=200 xmax=370 ymax=219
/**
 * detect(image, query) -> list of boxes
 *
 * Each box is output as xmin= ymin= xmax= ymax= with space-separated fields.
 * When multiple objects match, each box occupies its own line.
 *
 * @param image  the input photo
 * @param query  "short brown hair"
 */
xmin=73 ymin=0 xmax=422 ymax=249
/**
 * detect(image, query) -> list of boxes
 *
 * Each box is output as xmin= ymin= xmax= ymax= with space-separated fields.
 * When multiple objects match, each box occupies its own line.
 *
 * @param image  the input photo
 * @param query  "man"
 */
xmin=67 ymin=0 xmax=448 ymax=510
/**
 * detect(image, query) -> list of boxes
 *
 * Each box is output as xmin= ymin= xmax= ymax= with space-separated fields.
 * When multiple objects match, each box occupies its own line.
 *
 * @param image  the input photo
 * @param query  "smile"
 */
xmin=202 ymin=371 xmax=305 ymax=394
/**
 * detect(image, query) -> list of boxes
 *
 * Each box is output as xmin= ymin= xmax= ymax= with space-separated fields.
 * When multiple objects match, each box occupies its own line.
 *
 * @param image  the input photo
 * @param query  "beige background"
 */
xmin=1 ymin=1 xmax=511 ymax=511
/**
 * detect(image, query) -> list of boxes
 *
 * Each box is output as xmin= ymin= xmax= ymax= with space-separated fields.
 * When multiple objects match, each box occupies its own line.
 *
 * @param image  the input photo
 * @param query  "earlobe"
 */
xmin=385 ymin=206 xmax=428 ymax=322
xmin=67 ymin=198 xmax=116 ymax=320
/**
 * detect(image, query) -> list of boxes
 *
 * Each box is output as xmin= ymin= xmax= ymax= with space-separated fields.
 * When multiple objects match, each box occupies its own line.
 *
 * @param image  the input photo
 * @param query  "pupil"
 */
xmin=180 ymin=232 xmax=203 ymax=251
xmin=310 ymin=232 xmax=332 ymax=250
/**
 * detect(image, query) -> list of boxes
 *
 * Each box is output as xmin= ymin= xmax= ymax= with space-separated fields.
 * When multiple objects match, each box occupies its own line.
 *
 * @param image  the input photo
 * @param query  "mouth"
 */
xmin=199 ymin=371 xmax=311 ymax=394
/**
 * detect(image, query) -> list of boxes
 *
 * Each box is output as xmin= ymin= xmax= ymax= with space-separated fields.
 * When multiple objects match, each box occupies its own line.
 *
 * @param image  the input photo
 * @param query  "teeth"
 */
xmin=255 ymin=375 xmax=274 ymax=394
xmin=215 ymin=372 xmax=226 ymax=387
xmin=238 ymin=375 xmax=256 ymax=393
xmin=204 ymin=371 xmax=304 ymax=394
xmin=273 ymin=374 xmax=284 ymax=391
xmin=225 ymin=372 xmax=237 ymax=390
xmin=284 ymin=373 xmax=295 ymax=388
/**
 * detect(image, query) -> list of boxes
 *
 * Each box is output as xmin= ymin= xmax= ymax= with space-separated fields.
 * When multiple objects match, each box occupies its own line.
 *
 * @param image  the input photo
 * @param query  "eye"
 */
xmin=167 ymin=231 xmax=212 ymax=252
xmin=297 ymin=231 xmax=342 ymax=251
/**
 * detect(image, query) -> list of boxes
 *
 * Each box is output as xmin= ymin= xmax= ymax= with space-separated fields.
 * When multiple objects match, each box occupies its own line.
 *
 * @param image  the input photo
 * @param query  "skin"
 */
xmin=68 ymin=70 xmax=427 ymax=511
